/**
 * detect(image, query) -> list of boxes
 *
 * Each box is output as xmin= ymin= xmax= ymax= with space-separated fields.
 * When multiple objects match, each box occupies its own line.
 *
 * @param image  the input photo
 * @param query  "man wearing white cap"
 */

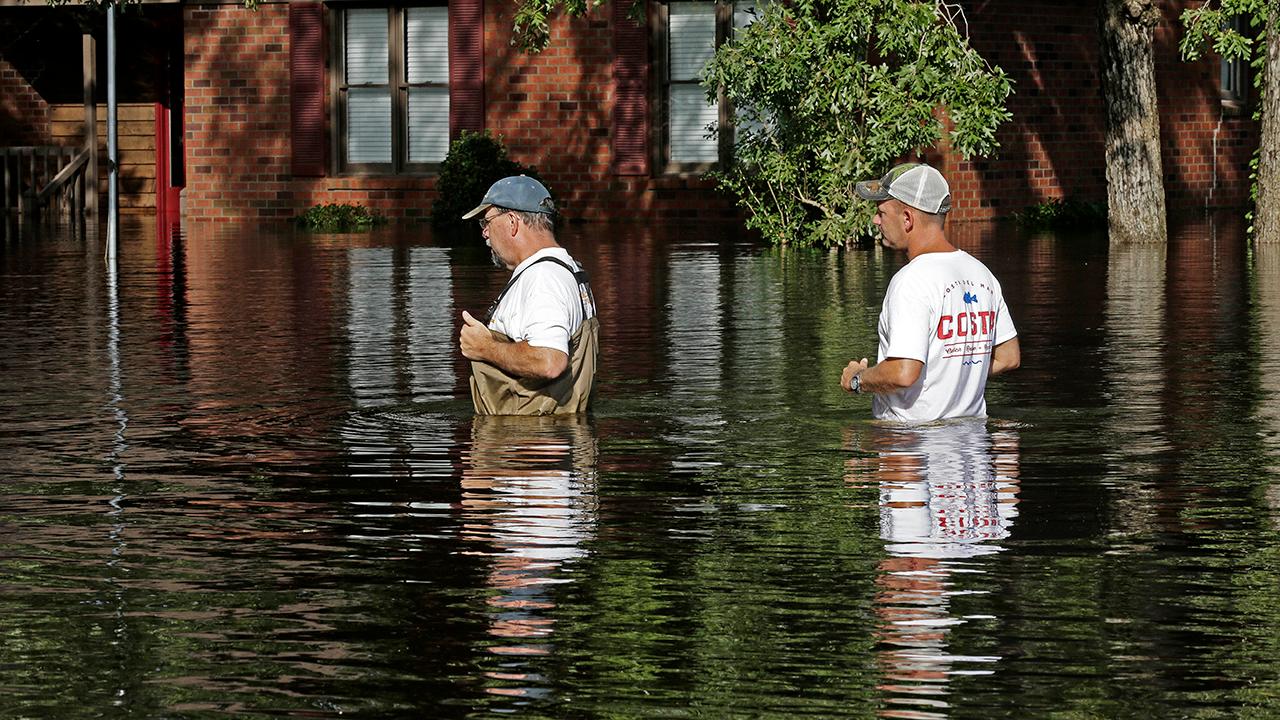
xmin=458 ymin=175 xmax=599 ymax=415
xmin=840 ymin=163 xmax=1020 ymax=423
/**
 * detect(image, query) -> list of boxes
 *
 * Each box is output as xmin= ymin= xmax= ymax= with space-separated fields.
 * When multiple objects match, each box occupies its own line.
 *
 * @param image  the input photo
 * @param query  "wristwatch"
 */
xmin=850 ymin=372 xmax=863 ymax=394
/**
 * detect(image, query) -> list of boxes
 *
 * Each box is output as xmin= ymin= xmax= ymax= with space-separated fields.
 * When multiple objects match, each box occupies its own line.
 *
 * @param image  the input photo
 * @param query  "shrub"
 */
xmin=1011 ymin=198 xmax=1107 ymax=231
xmin=431 ymin=130 xmax=547 ymax=229
xmin=294 ymin=203 xmax=387 ymax=232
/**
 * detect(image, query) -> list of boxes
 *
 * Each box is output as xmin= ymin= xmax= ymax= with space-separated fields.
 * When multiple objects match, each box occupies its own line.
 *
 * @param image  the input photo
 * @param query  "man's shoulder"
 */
xmin=516 ymin=252 xmax=580 ymax=297
xmin=907 ymin=249 xmax=999 ymax=278
xmin=522 ymin=248 xmax=579 ymax=274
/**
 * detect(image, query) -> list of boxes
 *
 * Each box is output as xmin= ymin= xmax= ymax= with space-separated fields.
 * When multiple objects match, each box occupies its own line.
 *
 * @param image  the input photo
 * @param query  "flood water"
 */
xmin=2 ymin=215 xmax=1280 ymax=718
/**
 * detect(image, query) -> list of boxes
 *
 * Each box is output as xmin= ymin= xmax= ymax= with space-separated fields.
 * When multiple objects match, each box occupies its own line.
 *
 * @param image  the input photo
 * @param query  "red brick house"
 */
xmin=0 ymin=0 xmax=1258 ymax=226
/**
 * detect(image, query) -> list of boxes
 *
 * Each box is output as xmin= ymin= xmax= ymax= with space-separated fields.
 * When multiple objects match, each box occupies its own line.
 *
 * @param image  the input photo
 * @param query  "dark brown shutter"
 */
xmin=290 ymin=2 xmax=326 ymax=177
xmin=450 ymin=0 xmax=485 ymax=135
xmin=612 ymin=0 xmax=649 ymax=175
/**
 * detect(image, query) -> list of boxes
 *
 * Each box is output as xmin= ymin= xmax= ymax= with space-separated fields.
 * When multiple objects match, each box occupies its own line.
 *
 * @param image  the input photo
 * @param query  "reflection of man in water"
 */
xmin=460 ymin=414 xmax=598 ymax=697
xmin=459 ymin=176 xmax=599 ymax=416
xmin=846 ymin=419 xmax=1020 ymax=713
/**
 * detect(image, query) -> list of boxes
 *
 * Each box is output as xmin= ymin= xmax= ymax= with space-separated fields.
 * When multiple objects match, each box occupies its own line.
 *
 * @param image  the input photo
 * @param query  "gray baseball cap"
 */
xmin=855 ymin=163 xmax=952 ymax=214
xmin=462 ymin=175 xmax=556 ymax=219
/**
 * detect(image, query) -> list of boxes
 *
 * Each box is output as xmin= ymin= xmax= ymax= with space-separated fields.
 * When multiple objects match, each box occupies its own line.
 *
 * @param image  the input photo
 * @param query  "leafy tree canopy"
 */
xmin=703 ymin=0 xmax=1012 ymax=246
xmin=513 ymin=0 xmax=1012 ymax=246
xmin=1180 ymin=0 xmax=1264 ymax=69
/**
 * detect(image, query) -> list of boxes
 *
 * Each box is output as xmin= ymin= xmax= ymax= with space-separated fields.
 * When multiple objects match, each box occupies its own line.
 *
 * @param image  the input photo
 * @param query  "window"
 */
xmin=655 ymin=0 xmax=762 ymax=171
xmin=336 ymin=5 xmax=450 ymax=173
xmin=1220 ymin=14 xmax=1248 ymax=112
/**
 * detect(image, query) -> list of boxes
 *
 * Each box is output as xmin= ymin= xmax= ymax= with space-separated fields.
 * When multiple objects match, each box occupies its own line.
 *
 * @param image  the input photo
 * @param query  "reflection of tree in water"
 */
xmin=1255 ymin=243 xmax=1280 ymax=516
xmin=847 ymin=420 xmax=1020 ymax=719
xmin=460 ymin=415 xmax=598 ymax=699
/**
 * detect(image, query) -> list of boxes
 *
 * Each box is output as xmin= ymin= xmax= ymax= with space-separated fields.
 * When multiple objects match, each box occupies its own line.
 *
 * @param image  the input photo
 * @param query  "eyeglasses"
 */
xmin=478 ymin=210 xmax=513 ymax=231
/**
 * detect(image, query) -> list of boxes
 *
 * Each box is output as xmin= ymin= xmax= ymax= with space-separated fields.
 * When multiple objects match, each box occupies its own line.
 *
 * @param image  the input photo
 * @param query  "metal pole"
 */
xmin=107 ymin=2 xmax=119 ymax=260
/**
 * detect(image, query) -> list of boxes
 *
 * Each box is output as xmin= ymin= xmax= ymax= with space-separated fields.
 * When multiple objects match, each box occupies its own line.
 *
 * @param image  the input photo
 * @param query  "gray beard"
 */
xmin=490 ymin=250 xmax=504 ymax=268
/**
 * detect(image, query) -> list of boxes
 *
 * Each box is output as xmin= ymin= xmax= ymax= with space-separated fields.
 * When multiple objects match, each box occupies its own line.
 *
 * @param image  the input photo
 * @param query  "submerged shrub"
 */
xmin=1012 ymin=198 xmax=1107 ymax=230
xmin=295 ymin=203 xmax=387 ymax=232
xmin=431 ymin=130 xmax=547 ymax=229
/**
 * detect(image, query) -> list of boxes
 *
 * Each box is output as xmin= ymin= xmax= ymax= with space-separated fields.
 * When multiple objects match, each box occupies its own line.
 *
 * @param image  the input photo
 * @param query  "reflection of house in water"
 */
xmin=346 ymin=246 xmax=457 ymax=407
xmin=1102 ymin=242 xmax=1169 ymax=534
xmin=1104 ymin=242 xmax=1168 ymax=445
xmin=460 ymin=415 xmax=598 ymax=699
xmin=1165 ymin=219 xmax=1250 ymax=426
xmin=848 ymin=420 xmax=1019 ymax=719
xmin=666 ymin=248 xmax=724 ymax=466
xmin=180 ymin=230 xmax=345 ymax=456
xmin=582 ymin=224 xmax=660 ymax=387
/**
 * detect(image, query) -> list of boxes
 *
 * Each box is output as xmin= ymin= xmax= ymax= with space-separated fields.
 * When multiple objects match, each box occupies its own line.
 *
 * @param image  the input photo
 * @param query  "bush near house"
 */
xmin=431 ymin=130 xmax=548 ymax=229
xmin=1011 ymin=198 xmax=1107 ymax=230
xmin=294 ymin=203 xmax=387 ymax=232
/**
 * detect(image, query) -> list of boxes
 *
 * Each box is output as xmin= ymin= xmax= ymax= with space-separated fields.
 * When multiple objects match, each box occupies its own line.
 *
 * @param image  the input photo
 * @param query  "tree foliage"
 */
xmin=510 ymin=0 xmax=1010 ymax=246
xmin=701 ymin=0 xmax=1012 ymax=246
xmin=1179 ymin=0 xmax=1264 ymax=68
xmin=513 ymin=0 xmax=608 ymax=53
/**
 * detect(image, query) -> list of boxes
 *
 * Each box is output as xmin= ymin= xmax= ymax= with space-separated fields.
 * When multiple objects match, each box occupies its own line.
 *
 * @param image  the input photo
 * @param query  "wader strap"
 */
xmin=486 ymin=256 xmax=596 ymax=323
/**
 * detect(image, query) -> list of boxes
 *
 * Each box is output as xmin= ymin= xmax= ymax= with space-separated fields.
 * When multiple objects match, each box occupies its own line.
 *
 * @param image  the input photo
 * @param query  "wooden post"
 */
xmin=84 ymin=33 xmax=98 ymax=226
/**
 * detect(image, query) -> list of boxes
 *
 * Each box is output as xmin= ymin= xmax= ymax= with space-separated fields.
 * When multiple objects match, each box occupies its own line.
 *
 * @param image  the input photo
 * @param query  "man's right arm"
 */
xmin=459 ymin=310 xmax=569 ymax=381
xmin=990 ymin=336 xmax=1020 ymax=376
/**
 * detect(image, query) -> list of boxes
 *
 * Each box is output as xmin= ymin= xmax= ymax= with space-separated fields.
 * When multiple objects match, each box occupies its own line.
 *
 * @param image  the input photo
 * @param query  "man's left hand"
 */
xmin=841 ymin=358 xmax=869 ymax=393
xmin=459 ymin=310 xmax=492 ymax=362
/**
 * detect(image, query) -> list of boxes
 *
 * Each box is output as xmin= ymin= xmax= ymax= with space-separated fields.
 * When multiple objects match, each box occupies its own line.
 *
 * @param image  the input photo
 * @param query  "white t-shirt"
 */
xmin=489 ymin=248 xmax=586 ymax=356
xmin=872 ymin=249 xmax=1017 ymax=423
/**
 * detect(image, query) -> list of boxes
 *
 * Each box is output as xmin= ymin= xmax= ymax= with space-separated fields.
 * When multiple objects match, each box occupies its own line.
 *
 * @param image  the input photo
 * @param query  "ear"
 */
xmin=900 ymin=206 xmax=915 ymax=233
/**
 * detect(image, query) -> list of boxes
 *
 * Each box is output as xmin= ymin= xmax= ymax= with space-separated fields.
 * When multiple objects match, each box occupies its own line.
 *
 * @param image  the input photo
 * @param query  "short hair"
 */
xmin=889 ymin=197 xmax=947 ymax=226
xmin=514 ymin=208 xmax=556 ymax=234
xmin=921 ymin=208 xmax=948 ymax=225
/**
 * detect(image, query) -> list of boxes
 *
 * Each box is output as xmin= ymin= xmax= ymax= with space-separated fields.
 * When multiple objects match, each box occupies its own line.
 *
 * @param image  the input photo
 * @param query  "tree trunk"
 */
xmin=1099 ymin=0 xmax=1168 ymax=243
xmin=1255 ymin=5 xmax=1280 ymax=243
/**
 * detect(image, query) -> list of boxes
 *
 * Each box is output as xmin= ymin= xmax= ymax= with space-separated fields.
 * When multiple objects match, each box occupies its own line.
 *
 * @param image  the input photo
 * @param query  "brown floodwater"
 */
xmin=1 ymin=213 xmax=1279 ymax=718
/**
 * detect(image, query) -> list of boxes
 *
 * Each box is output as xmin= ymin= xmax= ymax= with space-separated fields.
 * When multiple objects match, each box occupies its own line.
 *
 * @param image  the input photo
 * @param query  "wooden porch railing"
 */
xmin=1 ymin=146 xmax=91 ymax=225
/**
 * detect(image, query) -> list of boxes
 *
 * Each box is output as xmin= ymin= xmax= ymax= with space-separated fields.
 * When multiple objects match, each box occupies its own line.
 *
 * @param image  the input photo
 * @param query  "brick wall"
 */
xmin=480 ymin=2 xmax=731 ymax=221
xmin=935 ymin=0 xmax=1256 ymax=222
xmin=0 ymin=56 xmax=51 ymax=146
xmin=177 ymin=0 xmax=1255 ymax=226
xmin=185 ymin=3 xmax=310 ymax=223
xmin=1155 ymin=0 xmax=1257 ymax=213
xmin=184 ymin=2 xmax=438 ymax=223
xmin=180 ymin=0 xmax=731 ymax=224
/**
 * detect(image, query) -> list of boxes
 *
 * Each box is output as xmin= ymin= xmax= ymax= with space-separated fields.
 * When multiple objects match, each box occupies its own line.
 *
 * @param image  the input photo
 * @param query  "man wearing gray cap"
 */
xmin=458 ymin=175 xmax=599 ymax=415
xmin=840 ymin=163 xmax=1020 ymax=423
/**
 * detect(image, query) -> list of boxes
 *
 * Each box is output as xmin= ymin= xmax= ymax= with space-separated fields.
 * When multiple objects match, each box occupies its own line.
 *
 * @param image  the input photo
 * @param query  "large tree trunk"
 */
xmin=1256 ymin=5 xmax=1280 ymax=243
xmin=1099 ymin=0 xmax=1168 ymax=244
